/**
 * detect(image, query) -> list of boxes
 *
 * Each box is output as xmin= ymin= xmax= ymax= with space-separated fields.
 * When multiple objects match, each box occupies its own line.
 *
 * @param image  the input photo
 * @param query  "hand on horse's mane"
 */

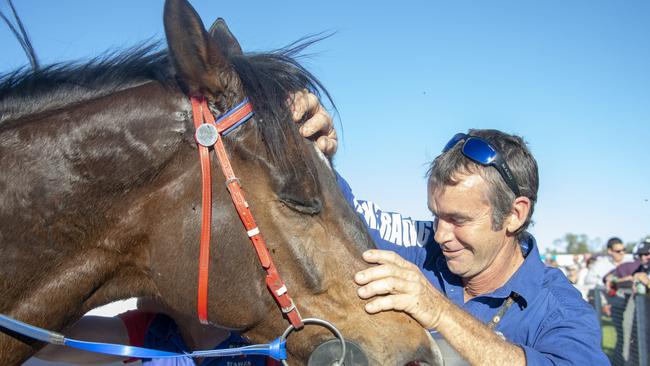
xmin=289 ymin=89 xmax=337 ymax=157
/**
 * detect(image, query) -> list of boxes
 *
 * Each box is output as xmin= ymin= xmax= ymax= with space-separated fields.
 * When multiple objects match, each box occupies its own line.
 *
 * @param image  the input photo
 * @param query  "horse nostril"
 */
xmin=308 ymin=339 xmax=369 ymax=366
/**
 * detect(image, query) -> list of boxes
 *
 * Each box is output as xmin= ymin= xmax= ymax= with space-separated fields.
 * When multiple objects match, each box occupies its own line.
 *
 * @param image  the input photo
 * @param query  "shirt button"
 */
xmin=492 ymin=316 xmax=501 ymax=323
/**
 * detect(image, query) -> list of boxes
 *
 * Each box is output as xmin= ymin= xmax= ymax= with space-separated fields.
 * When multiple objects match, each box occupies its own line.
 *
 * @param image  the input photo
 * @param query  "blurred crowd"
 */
xmin=543 ymin=237 xmax=650 ymax=310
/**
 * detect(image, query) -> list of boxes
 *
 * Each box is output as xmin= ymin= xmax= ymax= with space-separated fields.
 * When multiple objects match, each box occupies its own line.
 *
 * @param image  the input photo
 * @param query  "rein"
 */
xmin=190 ymin=96 xmax=304 ymax=329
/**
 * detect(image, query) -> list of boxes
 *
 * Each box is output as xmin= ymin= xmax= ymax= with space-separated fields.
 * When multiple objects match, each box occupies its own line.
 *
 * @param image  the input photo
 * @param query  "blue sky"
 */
xmin=2 ymin=0 xmax=649 ymax=253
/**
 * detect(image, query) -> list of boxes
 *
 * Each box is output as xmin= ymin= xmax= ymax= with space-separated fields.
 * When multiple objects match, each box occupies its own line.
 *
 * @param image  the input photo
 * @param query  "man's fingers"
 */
xmin=363 ymin=294 xmax=416 ymax=314
xmin=291 ymin=89 xmax=319 ymax=122
xmin=289 ymin=89 xmax=337 ymax=157
xmin=355 ymin=263 xmax=402 ymax=285
xmin=300 ymin=107 xmax=332 ymax=137
xmin=362 ymin=249 xmax=413 ymax=269
xmin=315 ymin=136 xmax=338 ymax=156
xmin=325 ymin=138 xmax=337 ymax=156
xmin=357 ymin=276 xmax=420 ymax=299
xmin=315 ymin=137 xmax=328 ymax=154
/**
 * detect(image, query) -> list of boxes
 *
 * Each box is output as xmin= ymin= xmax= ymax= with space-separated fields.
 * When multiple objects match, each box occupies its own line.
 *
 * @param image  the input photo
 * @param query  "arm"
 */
xmin=291 ymin=91 xmax=436 ymax=263
xmin=634 ymin=272 xmax=649 ymax=286
xmin=354 ymin=250 xmax=609 ymax=366
xmin=354 ymin=250 xmax=525 ymax=366
xmin=34 ymin=316 xmax=130 ymax=364
xmin=335 ymin=171 xmax=435 ymax=266
xmin=519 ymin=306 xmax=609 ymax=365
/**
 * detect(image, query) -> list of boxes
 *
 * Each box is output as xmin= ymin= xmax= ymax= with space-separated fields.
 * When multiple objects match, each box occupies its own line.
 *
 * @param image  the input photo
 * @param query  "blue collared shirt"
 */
xmin=337 ymin=174 xmax=610 ymax=366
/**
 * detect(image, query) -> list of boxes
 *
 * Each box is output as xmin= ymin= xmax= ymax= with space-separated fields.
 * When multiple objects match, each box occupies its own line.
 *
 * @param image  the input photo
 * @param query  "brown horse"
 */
xmin=0 ymin=0 xmax=442 ymax=365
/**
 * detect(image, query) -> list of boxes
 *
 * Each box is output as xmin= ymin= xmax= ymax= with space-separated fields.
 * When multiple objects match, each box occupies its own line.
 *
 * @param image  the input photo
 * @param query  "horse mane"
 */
xmin=229 ymin=35 xmax=335 ymax=168
xmin=0 ymin=36 xmax=335 ymax=170
xmin=0 ymin=43 xmax=173 ymax=123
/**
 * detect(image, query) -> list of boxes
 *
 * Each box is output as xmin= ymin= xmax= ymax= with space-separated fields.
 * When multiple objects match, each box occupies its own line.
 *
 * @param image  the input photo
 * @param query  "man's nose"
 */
xmin=433 ymin=219 xmax=454 ymax=244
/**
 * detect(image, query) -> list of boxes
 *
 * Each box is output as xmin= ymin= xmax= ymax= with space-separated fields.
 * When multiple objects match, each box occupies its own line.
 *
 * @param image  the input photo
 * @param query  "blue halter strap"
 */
xmin=0 ymin=313 xmax=286 ymax=361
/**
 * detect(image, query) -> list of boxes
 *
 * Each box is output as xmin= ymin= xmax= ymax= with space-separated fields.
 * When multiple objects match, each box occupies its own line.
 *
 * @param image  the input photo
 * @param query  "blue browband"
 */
xmin=218 ymin=97 xmax=254 ymax=136
xmin=0 ymin=313 xmax=287 ymax=361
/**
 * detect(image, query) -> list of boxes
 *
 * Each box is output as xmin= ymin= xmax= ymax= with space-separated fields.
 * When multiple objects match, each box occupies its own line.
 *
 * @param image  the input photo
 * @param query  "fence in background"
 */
xmin=592 ymin=286 xmax=648 ymax=366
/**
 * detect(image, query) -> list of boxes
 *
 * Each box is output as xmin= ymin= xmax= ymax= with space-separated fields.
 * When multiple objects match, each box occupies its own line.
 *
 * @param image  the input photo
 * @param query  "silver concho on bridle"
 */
xmin=195 ymin=123 xmax=219 ymax=147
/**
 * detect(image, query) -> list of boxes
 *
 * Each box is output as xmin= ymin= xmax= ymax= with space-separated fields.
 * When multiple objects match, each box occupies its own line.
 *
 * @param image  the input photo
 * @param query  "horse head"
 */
xmin=0 ymin=0 xmax=442 ymax=364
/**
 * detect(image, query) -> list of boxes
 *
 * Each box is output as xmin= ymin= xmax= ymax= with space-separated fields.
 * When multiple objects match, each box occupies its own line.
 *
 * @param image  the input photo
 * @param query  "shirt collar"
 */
xmin=489 ymin=232 xmax=544 ymax=304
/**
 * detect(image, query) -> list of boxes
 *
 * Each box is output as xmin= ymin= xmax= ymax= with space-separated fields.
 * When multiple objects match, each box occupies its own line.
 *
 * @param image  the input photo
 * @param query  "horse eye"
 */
xmin=280 ymin=197 xmax=322 ymax=215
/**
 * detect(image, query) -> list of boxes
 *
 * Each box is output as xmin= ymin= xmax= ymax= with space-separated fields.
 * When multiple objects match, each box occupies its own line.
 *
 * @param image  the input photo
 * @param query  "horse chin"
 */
xmin=370 ymin=329 xmax=445 ymax=366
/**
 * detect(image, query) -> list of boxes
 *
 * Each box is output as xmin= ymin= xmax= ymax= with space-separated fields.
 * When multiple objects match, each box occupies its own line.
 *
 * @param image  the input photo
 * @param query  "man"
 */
xmin=583 ymin=237 xmax=627 ymax=316
xmin=316 ymin=126 xmax=609 ymax=365
xmin=632 ymin=238 xmax=650 ymax=292
xmin=584 ymin=237 xmax=627 ymax=287
xmin=609 ymin=247 xmax=641 ymax=293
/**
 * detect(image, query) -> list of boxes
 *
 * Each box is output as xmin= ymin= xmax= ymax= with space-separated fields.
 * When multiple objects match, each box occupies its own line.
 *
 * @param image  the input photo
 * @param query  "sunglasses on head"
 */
xmin=443 ymin=133 xmax=521 ymax=197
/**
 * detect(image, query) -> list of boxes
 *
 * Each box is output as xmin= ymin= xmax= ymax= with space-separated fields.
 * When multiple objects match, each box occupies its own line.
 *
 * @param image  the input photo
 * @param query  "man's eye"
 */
xmin=449 ymin=217 xmax=467 ymax=226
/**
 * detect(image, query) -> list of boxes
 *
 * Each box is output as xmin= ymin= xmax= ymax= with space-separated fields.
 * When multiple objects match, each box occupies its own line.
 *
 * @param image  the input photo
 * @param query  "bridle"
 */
xmin=190 ymin=95 xmax=304 ymax=329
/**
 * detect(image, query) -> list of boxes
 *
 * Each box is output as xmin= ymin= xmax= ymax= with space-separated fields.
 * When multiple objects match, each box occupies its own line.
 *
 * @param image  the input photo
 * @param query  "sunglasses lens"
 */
xmin=442 ymin=133 xmax=467 ymax=152
xmin=463 ymin=137 xmax=497 ymax=164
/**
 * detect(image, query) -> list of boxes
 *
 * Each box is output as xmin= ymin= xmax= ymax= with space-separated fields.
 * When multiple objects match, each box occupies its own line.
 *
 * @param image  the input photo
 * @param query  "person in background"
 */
xmin=575 ymin=256 xmax=598 ymax=300
xmin=566 ymin=265 xmax=579 ymax=284
xmin=36 ymin=298 xmax=277 ymax=366
xmin=584 ymin=237 xmax=627 ymax=315
xmin=608 ymin=249 xmax=641 ymax=294
xmin=585 ymin=237 xmax=627 ymax=287
xmin=633 ymin=238 xmax=650 ymax=294
xmin=605 ymin=240 xmax=642 ymax=365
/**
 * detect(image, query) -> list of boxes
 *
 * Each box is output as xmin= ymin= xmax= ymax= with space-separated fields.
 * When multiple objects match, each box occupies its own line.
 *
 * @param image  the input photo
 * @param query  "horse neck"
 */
xmin=0 ymin=81 xmax=200 ymax=365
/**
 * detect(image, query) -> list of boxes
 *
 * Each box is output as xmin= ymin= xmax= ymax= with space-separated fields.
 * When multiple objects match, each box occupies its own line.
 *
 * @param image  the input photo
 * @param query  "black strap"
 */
xmin=487 ymin=292 xmax=518 ymax=330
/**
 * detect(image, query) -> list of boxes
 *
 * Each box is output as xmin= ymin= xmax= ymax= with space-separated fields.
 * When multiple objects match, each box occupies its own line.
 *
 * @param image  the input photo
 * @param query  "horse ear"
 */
xmin=163 ymin=0 xmax=240 ymax=97
xmin=208 ymin=18 xmax=243 ymax=57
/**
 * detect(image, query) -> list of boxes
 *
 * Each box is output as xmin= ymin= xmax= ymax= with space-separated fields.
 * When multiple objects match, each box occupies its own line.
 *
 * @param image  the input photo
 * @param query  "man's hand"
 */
xmin=634 ymin=272 xmax=649 ymax=285
xmin=355 ymin=250 xmax=527 ymax=366
xmin=354 ymin=249 xmax=450 ymax=329
xmin=289 ymin=89 xmax=337 ymax=157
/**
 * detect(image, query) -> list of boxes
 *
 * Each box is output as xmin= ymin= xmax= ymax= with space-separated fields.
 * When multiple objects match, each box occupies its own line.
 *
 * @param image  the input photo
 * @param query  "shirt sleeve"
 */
xmin=633 ymin=263 xmax=644 ymax=274
xmin=117 ymin=310 xmax=156 ymax=347
xmin=335 ymin=171 xmax=435 ymax=267
xmin=520 ymin=306 xmax=611 ymax=366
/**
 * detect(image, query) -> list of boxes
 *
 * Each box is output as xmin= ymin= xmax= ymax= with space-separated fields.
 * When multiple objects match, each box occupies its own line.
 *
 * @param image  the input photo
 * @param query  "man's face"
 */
xmin=640 ymin=253 xmax=650 ymax=265
xmin=607 ymin=243 xmax=625 ymax=263
xmin=428 ymin=173 xmax=512 ymax=278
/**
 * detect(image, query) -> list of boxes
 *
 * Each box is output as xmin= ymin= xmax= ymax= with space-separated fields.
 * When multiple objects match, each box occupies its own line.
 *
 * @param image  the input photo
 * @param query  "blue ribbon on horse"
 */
xmin=0 ymin=313 xmax=287 ymax=361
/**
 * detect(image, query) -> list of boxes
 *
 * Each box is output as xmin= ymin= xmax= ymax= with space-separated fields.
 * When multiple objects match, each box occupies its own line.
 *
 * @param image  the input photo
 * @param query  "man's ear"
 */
xmin=505 ymin=196 xmax=531 ymax=235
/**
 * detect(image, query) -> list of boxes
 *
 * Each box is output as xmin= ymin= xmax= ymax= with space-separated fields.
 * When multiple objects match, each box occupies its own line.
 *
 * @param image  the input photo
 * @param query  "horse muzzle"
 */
xmin=308 ymin=339 xmax=369 ymax=366
xmin=307 ymin=339 xmax=439 ymax=366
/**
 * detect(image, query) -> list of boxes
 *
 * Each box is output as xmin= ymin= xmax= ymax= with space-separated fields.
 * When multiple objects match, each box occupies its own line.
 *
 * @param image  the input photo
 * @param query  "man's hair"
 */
xmin=606 ymin=237 xmax=623 ymax=249
xmin=427 ymin=129 xmax=539 ymax=240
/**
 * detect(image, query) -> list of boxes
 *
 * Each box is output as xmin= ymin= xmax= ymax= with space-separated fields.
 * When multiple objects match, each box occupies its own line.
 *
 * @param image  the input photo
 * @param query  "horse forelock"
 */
xmin=228 ymin=34 xmax=336 ymax=177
